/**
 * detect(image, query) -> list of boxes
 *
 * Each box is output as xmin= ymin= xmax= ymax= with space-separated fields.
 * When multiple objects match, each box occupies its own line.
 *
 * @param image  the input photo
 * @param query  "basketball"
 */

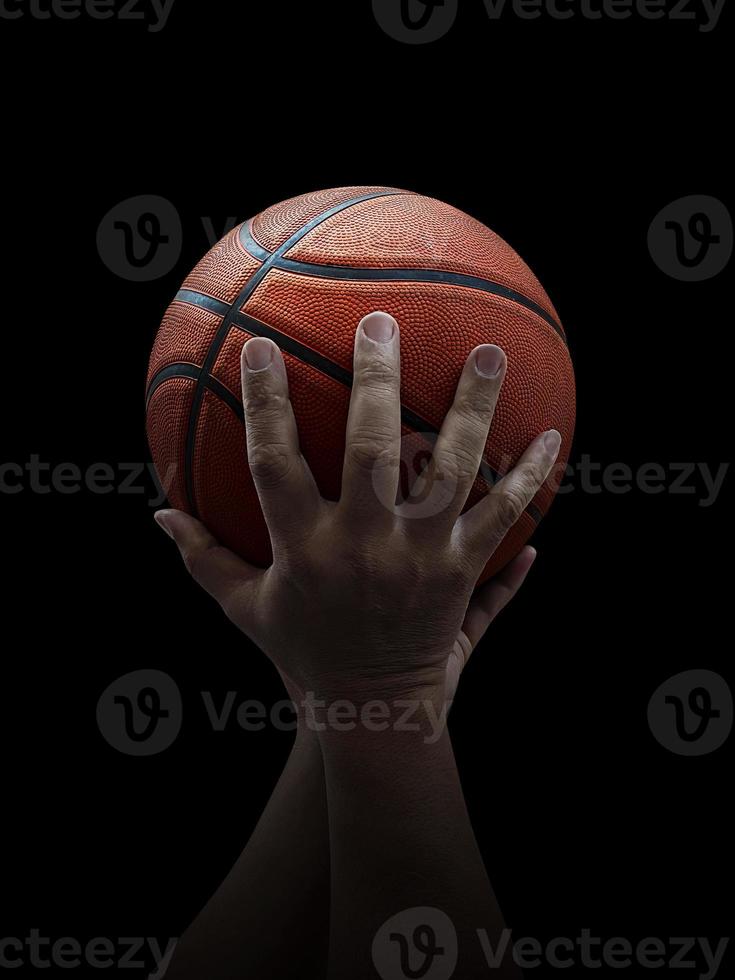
xmin=146 ymin=186 xmax=575 ymax=583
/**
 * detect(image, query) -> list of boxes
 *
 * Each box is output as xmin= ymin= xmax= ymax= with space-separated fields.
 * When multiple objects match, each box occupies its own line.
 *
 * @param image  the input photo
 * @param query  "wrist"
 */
xmin=317 ymin=709 xmax=460 ymax=818
xmin=304 ymin=684 xmax=451 ymax=751
xmin=304 ymin=661 xmax=447 ymax=705
xmin=281 ymin=663 xmax=451 ymax=744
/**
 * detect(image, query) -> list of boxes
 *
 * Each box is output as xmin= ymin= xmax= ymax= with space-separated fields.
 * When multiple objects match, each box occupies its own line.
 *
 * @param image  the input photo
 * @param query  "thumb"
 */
xmin=445 ymin=547 xmax=537 ymax=703
xmin=461 ymin=546 xmax=537 ymax=651
xmin=155 ymin=509 xmax=263 ymax=628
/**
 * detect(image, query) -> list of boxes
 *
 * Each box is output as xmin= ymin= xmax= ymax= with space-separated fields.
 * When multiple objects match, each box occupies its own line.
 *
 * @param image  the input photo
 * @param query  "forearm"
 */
xmin=318 ymin=694 xmax=518 ymax=980
xmin=166 ymin=727 xmax=330 ymax=980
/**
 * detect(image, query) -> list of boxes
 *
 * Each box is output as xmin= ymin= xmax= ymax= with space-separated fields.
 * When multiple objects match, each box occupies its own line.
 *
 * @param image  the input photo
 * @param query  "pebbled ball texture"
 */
xmin=146 ymin=186 xmax=575 ymax=584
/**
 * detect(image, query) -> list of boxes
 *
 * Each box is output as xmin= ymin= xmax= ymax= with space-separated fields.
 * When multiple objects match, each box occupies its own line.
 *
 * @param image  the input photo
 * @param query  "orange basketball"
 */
xmin=146 ymin=186 xmax=575 ymax=584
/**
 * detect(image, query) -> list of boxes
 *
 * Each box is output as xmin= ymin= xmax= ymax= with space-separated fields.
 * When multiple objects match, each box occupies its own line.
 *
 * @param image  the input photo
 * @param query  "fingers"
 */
xmin=456 ymin=429 xmax=561 ymax=568
xmin=154 ymin=509 xmax=262 ymax=629
xmin=339 ymin=312 xmax=401 ymax=521
xmin=460 ymin=546 xmax=537 ymax=650
xmin=241 ymin=337 xmax=322 ymax=549
xmin=406 ymin=345 xmax=506 ymax=521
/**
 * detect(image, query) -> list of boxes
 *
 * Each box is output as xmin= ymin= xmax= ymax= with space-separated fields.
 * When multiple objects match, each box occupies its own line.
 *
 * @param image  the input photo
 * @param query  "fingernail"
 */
xmin=544 ymin=429 xmax=561 ymax=456
xmin=245 ymin=337 xmax=274 ymax=371
xmin=154 ymin=510 xmax=175 ymax=539
xmin=361 ymin=311 xmax=396 ymax=344
xmin=475 ymin=345 xmax=505 ymax=378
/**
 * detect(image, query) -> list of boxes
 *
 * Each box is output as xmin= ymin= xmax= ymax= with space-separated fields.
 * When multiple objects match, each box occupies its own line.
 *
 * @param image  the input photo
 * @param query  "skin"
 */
xmin=156 ymin=310 xmax=560 ymax=979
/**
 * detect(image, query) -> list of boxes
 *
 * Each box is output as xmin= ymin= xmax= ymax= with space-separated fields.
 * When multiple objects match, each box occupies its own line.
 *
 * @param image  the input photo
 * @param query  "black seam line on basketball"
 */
xmin=181 ymin=190 xmax=406 ymax=516
xmin=145 ymin=362 xmax=243 ymax=419
xmin=175 ymin=290 xmax=230 ymax=317
xmin=173 ymin=288 xmax=544 ymax=523
xmin=238 ymin=224 xmax=271 ymax=262
xmin=146 ymin=362 xmax=200 ymax=404
xmin=238 ymin=190 xmax=407 ymax=264
xmin=239 ymin=222 xmax=565 ymax=343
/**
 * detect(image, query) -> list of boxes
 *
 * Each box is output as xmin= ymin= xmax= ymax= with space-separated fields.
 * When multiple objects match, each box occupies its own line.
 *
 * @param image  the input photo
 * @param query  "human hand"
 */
xmin=155 ymin=311 xmax=560 ymax=704
xmin=445 ymin=544 xmax=537 ymax=701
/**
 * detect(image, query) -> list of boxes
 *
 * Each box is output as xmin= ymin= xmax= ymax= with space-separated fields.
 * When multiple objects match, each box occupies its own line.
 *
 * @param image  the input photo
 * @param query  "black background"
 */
xmin=1 ymin=0 xmax=732 ymax=976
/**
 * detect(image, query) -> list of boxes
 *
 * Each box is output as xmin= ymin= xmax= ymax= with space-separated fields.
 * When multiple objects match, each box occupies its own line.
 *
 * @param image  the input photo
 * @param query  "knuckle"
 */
xmin=248 ymin=442 xmax=294 ymax=488
xmin=455 ymin=629 xmax=473 ymax=662
xmin=519 ymin=459 xmax=549 ymax=495
xmin=244 ymin=379 xmax=286 ymax=416
xmin=355 ymin=357 xmax=397 ymax=393
xmin=534 ymin=457 xmax=552 ymax=486
xmin=497 ymin=485 xmax=527 ymax=528
xmin=438 ymin=442 xmax=478 ymax=483
xmin=494 ymin=459 xmax=548 ymax=529
xmin=183 ymin=542 xmax=221 ymax=586
xmin=347 ymin=430 xmax=397 ymax=472
xmin=441 ymin=554 xmax=473 ymax=593
xmin=455 ymin=546 xmax=483 ymax=585
xmin=455 ymin=390 xmax=496 ymax=429
xmin=220 ymin=583 xmax=248 ymax=624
